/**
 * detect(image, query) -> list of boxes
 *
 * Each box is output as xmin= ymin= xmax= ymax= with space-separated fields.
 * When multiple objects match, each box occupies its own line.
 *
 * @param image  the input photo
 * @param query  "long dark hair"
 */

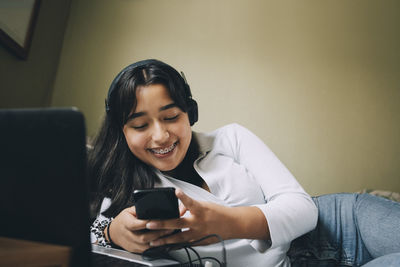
xmin=88 ymin=60 xmax=194 ymax=218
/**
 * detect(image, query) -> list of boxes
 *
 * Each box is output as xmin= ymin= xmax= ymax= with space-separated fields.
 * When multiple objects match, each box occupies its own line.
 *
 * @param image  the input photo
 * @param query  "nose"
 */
xmin=152 ymin=122 xmax=169 ymax=144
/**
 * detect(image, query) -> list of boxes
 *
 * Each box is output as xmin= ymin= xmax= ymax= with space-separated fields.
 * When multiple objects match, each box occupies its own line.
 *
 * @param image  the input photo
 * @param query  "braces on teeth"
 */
xmin=152 ymin=143 xmax=176 ymax=154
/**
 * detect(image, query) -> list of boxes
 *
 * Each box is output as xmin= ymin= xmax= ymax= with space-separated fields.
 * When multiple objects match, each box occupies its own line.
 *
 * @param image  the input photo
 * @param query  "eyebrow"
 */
xmin=159 ymin=103 xmax=178 ymax=111
xmin=126 ymin=103 xmax=178 ymax=121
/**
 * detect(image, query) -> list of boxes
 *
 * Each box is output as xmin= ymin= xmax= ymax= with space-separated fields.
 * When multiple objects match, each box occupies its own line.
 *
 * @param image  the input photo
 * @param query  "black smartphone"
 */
xmin=133 ymin=187 xmax=179 ymax=220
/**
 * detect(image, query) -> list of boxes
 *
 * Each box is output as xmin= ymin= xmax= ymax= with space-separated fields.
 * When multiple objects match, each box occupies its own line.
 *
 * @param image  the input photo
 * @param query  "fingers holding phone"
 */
xmin=107 ymin=205 xmax=176 ymax=253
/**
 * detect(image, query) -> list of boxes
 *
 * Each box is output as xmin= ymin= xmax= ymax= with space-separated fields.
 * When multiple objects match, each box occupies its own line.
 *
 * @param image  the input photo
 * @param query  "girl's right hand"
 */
xmin=107 ymin=206 xmax=176 ymax=253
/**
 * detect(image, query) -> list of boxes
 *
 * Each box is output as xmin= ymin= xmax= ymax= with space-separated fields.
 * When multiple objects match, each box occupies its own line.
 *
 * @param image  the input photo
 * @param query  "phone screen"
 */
xmin=133 ymin=187 xmax=179 ymax=220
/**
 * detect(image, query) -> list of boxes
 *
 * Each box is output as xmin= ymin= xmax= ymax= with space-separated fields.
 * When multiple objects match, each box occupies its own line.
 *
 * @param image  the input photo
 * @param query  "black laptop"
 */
xmin=0 ymin=108 xmax=91 ymax=266
xmin=0 ymin=107 xmax=180 ymax=267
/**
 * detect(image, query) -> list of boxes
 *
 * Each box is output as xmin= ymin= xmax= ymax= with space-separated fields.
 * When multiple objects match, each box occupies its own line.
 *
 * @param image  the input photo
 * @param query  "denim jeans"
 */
xmin=288 ymin=193 xmax=400 ymax=267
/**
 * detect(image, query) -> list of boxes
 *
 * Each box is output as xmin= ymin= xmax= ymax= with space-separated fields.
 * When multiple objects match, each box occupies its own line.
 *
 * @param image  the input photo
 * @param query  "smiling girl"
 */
xmin=89 ymin=59 xmax=400 ymax=267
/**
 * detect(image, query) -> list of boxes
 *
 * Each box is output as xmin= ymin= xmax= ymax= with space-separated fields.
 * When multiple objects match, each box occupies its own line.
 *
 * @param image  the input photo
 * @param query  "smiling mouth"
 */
xmin=149 ymin=142 xmax=178 ymax=155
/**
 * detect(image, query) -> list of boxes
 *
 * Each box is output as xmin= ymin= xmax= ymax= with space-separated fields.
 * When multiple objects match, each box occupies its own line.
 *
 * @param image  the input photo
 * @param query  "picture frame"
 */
xmin=0 ymin=0 xmax=41 ymax=60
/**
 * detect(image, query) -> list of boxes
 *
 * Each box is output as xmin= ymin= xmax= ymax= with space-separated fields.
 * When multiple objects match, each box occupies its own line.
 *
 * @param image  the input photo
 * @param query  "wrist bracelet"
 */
xmin=106 ymin=219 xmax=117 ymax=247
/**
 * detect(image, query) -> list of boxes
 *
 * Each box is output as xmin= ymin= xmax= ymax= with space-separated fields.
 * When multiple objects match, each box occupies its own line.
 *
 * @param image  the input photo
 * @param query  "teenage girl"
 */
xmin=89 ymin=59 xmax=400 ymax=267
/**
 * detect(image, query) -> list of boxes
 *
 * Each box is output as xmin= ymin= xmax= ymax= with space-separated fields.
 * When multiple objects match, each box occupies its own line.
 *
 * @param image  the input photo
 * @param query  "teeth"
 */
xmin=151 ymin=143 xmax=177 ymax=154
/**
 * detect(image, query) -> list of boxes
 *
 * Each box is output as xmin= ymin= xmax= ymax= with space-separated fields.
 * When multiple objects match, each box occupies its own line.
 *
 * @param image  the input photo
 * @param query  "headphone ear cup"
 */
xmin=187 ymin=99 xmax=198 ymax=126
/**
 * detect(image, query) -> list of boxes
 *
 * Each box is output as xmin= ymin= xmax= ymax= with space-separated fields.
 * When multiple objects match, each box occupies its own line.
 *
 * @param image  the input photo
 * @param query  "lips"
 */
xmin=149 ymin=142 xmax=178 ymax=155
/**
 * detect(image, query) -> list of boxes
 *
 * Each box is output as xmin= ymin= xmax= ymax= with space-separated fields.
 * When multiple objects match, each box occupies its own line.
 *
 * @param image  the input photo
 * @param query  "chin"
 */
xmin=151 ymin=152 xmax=185 ymax=172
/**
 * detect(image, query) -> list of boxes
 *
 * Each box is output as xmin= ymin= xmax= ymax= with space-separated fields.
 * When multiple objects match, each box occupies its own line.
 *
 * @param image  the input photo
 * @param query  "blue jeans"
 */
xmin=288 ymin=193 xmax=400 ymax=266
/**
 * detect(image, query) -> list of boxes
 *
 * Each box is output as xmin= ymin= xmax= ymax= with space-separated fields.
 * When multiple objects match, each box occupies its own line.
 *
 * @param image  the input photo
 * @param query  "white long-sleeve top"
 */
xmin=94 ymin=123 xmax=318 ymax=266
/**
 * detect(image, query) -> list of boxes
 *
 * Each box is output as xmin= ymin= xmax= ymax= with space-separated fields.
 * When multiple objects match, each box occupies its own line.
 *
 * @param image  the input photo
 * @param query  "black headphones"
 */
xmin=105 ymin=59 xmax=198 ymax=126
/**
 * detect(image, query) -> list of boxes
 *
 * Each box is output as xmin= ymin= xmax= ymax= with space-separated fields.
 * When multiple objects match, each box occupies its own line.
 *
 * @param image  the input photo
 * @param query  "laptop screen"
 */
xmin=0 ymin=108 xmax=91 ymax=267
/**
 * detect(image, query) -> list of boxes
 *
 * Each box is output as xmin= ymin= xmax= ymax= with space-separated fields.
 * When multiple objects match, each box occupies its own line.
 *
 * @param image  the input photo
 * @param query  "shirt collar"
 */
xmin=192 ymin=131 xmax=214 ymax=158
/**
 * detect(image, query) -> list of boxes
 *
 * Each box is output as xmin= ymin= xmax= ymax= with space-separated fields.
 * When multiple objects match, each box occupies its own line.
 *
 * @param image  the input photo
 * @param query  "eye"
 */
xmin=164 ymin=114 xmax=179 ymax=121
xmin=132 ymin=124 xmax=148 ymax=130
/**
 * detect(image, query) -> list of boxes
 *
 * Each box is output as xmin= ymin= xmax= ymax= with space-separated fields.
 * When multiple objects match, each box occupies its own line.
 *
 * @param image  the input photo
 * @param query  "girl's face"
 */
xmin=123 ymin=84 xmax=192 ymax=171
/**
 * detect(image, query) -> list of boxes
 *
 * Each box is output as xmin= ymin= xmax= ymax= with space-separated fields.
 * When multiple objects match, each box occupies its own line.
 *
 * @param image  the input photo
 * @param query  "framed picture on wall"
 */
xmin=0 ymin=0 xmax=41 ymax=60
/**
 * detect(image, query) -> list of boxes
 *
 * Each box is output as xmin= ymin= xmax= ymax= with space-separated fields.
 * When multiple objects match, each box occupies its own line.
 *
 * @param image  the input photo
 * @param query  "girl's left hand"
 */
xmin=145 ymin=188 xmax=269 ymax=247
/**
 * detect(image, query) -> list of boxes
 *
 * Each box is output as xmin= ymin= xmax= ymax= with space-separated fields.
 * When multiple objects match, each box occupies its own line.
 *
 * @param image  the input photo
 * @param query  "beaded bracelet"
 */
xmin=90 ymin=218 xmax=113 ymax=247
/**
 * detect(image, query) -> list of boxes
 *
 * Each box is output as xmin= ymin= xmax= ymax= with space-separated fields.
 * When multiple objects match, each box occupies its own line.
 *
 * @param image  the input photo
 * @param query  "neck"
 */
xmin=162 ymin=136 xmax=204 ymax=187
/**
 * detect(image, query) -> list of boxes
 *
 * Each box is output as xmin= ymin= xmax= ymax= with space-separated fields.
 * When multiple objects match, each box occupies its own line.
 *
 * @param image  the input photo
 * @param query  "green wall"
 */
xmin=0 ymin=0 xmax=71 ymax=108
xmin=34 ymin=0 xmax=400 ymax=195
